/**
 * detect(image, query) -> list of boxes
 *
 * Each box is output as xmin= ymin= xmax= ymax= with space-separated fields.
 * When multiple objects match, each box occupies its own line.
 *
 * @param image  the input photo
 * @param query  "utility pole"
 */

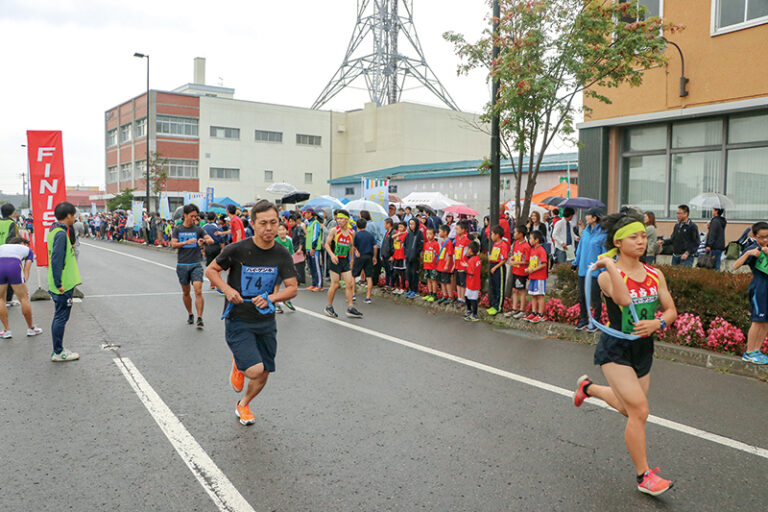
xmin=489 ymin=0 xmax=501 ymax=230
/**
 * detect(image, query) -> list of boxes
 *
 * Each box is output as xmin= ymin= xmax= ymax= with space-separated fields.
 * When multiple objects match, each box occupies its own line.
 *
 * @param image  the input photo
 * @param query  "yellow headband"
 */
xmin=599 ymin=221 xmax=646 ymax=259
xmin=336 ymin=213 xmax=349 ymax=220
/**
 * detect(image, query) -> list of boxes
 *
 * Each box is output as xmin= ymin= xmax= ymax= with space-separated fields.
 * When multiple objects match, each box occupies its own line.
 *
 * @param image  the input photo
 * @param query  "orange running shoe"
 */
xmin=637 ymin=467 xmax=673 ymax=496
xmin=230 ymin=358 xmax=244 ymax=392
xmin=235 ymin=401 xmax=255 ymax=426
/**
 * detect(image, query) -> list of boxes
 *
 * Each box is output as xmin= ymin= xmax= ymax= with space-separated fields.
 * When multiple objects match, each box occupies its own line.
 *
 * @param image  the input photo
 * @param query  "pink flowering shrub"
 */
xmin=706 ymin=317 xmax=746 ymax=355
xmin=544 ymin=298 xmax=567 ymax=322
xmin=564 ymin=304 xmax=581 ymax=325
xmin=762 ymin=336 xmax=768 ymax=355
xmin=670 ymin=313 xmax=706 ymax=347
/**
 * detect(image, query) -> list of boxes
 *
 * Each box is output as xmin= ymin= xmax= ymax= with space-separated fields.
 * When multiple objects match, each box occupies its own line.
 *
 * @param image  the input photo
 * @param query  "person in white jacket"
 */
xmin=552 ymin=207 xmax=576 ymax=264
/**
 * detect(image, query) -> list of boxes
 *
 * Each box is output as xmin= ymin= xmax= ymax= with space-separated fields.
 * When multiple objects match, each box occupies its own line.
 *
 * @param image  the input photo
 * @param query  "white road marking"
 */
xmin=114 ymin=357 xmax=255 ymax=512
xmin=80 ymin=241 xmax=210 ymax=282
xmin=294 ymin=306 xmax=768 ymax=461
xmin=87 ymin=241 xmax=768 ymax=461
xmin=86 ymin=291 xmax=220 ymax=299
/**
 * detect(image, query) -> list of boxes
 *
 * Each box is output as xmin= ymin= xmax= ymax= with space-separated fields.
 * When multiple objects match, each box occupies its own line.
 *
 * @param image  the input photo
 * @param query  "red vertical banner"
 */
xmin=27 ymin=130 xmax=67 ymax=267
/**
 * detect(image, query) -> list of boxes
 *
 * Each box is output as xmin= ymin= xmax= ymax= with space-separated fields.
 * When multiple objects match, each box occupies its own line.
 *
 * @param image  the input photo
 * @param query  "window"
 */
xmin=255 ymin=130 xmax=283 ymax=143
xmin=713 ymin=0 xmax=768 ymax=34
xmin=210 ymin=167 xmax=240 ymax=180
xmin=135 ymin=118 xmax=147 ymax=138
xmin=304 ymin=172 xmax=313 ymax=184
xmin=119 ymin=163 xmax=132 ymax=181
xmin=388 ymin=184 xmax=398 ymax=193
xmin=134 ymin=160 xmax=147 ymax=179
xmin=344 ymin=187 xmax=355 ymax=195
xmin=119 ymin=123 xmax=132 ymax=144
xmin=167 ymin=159 xmax=198 ymax=178
xmin=264 ymin=170 xmax=273 ymax=182
xmin=210 ymin=126 xmax=240 ymax=139
xmin=106 ymin=129 xmax=117 ymax=147
xmin=106 ymin=166 xmax=117 ymax=183
xmin=620 ymin=111 xmax=768 ymax=220
xmin=296 ymin=134 xmax=322 ymax=146
xmin=156 ymin=115 xmax=198 ymax=137
xmin=619 ymin=0 xmax=662 ymax=21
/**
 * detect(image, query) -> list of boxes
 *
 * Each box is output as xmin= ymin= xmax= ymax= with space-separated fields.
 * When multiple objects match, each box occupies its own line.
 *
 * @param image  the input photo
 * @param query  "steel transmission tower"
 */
xmin=312 ymin=0 xmax=459 ymax=111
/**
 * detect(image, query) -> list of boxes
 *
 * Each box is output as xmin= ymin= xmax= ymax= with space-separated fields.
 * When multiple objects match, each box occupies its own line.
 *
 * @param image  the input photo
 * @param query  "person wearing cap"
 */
xmin=388 ymin=204 xmax=400 ymax=224
xmin=572 ymin=208 xmax=607 ymax=331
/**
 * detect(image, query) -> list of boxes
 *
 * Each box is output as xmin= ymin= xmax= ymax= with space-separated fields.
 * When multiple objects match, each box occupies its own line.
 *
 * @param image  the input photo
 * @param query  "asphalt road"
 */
xmin=0 ymin=239 xmax=766 ymax=511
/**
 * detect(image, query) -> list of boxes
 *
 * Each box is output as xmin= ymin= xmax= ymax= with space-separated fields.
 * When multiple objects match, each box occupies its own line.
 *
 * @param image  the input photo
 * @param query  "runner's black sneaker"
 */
xmin=324 ymin=305 xmax=338 ymax=318
xmin=346 ymin=307 xmax=363 ymax=318
xmin=196 ymin=317 xmax=204 ymax=329
xmin=187 ymin=314 xmax=194 ymax=325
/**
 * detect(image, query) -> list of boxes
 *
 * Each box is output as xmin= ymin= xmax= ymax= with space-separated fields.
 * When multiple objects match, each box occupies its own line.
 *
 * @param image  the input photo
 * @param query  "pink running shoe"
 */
xmin=637 ymin=467 xmax=673 ymax=496
xmin=524 ymin=313 xmax=537 ymax=322
xmin=573 ymin=374 xmax=592 ymax=407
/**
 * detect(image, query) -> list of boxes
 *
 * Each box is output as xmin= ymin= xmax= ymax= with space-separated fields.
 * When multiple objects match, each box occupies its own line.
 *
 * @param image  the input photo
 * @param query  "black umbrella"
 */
xmin=417 ymin=204 xmax=436 ymax=216
xmin=173 ymin=206 xmax=184 ymax=220
xmin=113 ymin=209 xmax=126 ymax=214
xmin=209 ymin=202 xmax=226 ymax=209
xmin=542 ymin=196 xmax=566 ymax=207
xmin=242 ymin=202 xmax=258 ymax=208
xmin=282 ymin=191 xmax=311 ymax=204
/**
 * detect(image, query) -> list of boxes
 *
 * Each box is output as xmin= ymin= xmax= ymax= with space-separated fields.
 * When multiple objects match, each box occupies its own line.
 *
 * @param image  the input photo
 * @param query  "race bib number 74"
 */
xmin=241 ymin=266 xmax=278 ymax=297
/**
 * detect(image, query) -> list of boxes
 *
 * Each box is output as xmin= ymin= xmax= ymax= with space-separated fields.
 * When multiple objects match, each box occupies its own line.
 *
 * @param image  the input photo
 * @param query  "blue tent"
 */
xmin=213 ymin=196 xmax=241 ymax=209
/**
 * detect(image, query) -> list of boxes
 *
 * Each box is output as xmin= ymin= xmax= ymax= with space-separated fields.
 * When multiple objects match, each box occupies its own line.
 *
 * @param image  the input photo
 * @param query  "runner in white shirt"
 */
xmin=0 ymin=238 xmax=43 ymax=338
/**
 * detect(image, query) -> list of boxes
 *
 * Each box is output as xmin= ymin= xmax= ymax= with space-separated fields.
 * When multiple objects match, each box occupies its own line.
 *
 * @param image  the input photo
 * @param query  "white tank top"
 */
xmin=0 ymin=244 xmax=34 ymax=261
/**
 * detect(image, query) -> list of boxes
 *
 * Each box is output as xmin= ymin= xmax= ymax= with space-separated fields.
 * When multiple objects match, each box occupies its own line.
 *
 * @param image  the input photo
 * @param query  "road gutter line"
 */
xmin=294 ymin=306 xmax=768 ymax=461
xmin=113 ymin=357 xmax=255 ymax=512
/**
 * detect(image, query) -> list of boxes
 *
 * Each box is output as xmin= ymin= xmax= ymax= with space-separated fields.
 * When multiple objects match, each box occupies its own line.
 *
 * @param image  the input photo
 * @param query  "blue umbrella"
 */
xmin=338 ymin=197 xmax=350 ymax=205
xmin=302 ymin=196 xmax=345 ymax=211
xmin=558 ymin=197 xmax=605 ymax=209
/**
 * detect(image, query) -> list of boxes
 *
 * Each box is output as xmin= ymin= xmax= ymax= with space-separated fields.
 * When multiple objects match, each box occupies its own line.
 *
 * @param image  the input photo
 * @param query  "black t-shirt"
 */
xmin=172 ymin=225 xmax=207 ymax=264
xmin=215 ymin=238 xmax=297 ymax=321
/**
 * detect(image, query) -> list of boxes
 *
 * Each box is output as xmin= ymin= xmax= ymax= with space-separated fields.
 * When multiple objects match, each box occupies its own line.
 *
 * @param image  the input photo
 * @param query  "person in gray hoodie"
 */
xmin=705 ymin=208 xmax=727 ymax=270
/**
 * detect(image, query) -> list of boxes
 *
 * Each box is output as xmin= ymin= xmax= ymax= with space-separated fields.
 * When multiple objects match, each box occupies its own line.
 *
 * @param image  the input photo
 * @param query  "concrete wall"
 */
xmin=331 ymin=102 xmax=489 ymax=178
xmin=197 ymin=97 xmax=331 ymax=204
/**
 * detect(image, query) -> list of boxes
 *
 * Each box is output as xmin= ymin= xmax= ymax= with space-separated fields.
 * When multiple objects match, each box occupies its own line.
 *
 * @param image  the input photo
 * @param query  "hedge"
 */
xmin=550 ymin=263 xmax=753 ymax=334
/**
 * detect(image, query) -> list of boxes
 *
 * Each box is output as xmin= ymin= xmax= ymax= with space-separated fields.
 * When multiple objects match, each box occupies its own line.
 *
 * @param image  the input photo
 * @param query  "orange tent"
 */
xmin=504 ymin=182 xmax=578 ymax=211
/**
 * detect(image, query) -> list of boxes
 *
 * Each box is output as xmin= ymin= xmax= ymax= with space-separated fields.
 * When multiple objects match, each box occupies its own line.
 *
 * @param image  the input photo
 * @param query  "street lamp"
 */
xmin=134 ymin=52 xmax=151 ymax=244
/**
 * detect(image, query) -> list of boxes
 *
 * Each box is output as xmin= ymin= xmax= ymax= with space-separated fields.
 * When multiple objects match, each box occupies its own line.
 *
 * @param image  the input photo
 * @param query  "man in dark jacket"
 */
xmin=380 ymin=219 xmax=395 ymax=289
xmin=705 ymin=208 xmax=727 ymax=270
xmin=668 ymin=204 xmax=699 ymax=267
xmin=404 ymin=218 xmax=424 ymax=298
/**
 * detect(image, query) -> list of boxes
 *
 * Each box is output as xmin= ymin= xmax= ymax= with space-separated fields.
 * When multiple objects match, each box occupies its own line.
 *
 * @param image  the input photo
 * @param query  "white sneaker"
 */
xmin=51 ymin=349 xmax=80 ymax=362
xmin=26 ymin=327 xmax=43 ymax=337
xmin=8 ymin=299 xmax=20 ymax=307
xmin=0 ymin=330 xmax=11 ymax=339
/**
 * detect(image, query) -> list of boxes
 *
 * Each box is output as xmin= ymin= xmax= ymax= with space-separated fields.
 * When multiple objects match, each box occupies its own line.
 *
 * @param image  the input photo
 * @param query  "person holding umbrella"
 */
xmin=704 ymin=208 xmax=727 ymax=270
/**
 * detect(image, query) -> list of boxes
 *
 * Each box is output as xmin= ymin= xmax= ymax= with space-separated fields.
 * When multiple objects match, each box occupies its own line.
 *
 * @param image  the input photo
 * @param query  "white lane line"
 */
xmin=86 ymin=291 xmax=220 ymax=298
xmin=80 ymin=241 xmax=210 ymax=282
xmin=90 ymin=242 xmax=768 ymax=461
xmin=114 ymin=357 xmax=255 ymax=512
xmin=294 ymin=305 xmax=768 ymax=461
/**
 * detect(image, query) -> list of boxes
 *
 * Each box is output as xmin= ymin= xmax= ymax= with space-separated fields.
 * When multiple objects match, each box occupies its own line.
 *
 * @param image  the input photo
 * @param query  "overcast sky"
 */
xmin=0 ymin=0 xmax=577 ymax=195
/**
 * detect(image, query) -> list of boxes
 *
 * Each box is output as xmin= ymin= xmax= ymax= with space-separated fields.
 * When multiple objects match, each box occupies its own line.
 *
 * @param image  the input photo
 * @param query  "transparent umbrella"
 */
xmin=266 ymin=182 xmax=297 ymax=196
xmin=344 ymin=199 xmax=387 ymax=217
xmin=689 ymin=192 xmax=734 ymax=211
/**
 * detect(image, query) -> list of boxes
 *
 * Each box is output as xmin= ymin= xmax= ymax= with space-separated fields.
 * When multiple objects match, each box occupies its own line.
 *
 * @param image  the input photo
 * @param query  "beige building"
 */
xmin=331 ymin=102 xmax=488 ymax=179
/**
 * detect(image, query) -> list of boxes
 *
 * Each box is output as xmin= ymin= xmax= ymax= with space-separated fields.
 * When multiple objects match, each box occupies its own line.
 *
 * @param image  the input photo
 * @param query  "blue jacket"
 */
xmin=574 ymin=224 xmax=606 ymax=277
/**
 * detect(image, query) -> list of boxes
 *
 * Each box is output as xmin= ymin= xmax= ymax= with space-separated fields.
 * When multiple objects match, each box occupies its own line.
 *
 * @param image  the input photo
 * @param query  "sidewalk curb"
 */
xmin=369 ymin=287 xmax=768 ymax=382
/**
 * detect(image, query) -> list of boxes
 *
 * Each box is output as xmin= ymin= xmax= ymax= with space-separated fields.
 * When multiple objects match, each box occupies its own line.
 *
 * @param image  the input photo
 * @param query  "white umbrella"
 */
xmin=344 ymin=199 xmax=387 ymax=218
xmin=266 ymin=182 xmax=297 ymax=196
xmin=401 ymin=192 xmax=461 ymax=211
xmin=689 ymin=192 xmax=734 ymax=210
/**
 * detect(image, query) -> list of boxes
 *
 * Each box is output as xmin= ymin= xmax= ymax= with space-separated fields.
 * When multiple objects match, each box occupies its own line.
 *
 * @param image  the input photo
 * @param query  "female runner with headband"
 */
xmin=573 ymin=209 xmax=678 ymax=496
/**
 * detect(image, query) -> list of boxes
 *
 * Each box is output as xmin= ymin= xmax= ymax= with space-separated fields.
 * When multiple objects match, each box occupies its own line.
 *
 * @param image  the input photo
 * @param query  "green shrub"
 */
xmin=550 ymin=263 xmax=579 ymax=307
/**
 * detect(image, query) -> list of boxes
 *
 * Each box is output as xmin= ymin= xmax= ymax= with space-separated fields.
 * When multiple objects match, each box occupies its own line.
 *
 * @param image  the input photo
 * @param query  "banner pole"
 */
xmin=30 ymin=263 xmax=49 ymax=301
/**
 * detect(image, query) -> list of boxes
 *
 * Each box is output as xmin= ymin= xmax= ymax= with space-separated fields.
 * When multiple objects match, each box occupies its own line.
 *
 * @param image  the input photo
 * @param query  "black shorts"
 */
xmin=352 ymin=254 xmax=374 ymax=278
xmin=512 ymin=274 xmax=528 ymax=290
xmin=438 ymin=271 xmax=452 ymax=284
xmin=593 ymin=333 xmax=654 ymax=378
xmin=329 ymin=257 xmax=351 ymax=275
xmin=423 ymin=269 xmax=438 ymax=280
xmin=455 ymin=270 xmax=467 ymax=287
xmin=226 ymin=317 xmax=278 ymax=372
xmin=176 ymin=264 xmax=204 ymax=285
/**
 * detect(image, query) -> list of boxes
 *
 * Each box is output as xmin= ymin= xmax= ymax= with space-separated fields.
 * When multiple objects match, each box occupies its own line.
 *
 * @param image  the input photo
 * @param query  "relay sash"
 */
xmin=584 ymin=263 xmax=641 ymax=341
xmin=221 ymin=293 xmax=275 ymax=319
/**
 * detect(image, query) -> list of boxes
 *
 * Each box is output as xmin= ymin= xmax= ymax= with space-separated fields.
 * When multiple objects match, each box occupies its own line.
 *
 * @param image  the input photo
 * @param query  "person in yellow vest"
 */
xmin=47 ymin=201 xmax=82 ymax=362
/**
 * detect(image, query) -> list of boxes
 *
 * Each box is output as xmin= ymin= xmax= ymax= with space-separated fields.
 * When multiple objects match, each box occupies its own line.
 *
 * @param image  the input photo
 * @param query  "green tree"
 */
xmin=149 ymin=151 xmax=169 ymax=196
xmin=107 ymin=188 xmax=135 ymax=211
xmin=445 ymin=0 xmax=681 ymax=219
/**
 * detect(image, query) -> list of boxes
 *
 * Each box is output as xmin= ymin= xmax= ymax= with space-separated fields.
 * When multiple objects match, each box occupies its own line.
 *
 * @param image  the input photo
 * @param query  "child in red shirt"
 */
xmin=435 ymin=224 xmax=454 ymax=304
xmin=453 ymin=220 xmax=471 ymax=304
xmin=487 ymin=225 xmax=509 ymax=316
xmin=464 ymin=241 xmax=482 ymax=322
xmin=506 ymin=225 xmax=531 ymax=319
xmin=390 ymin=223 xmax=407 ymax=294
xmin=525 ymin=230 xmax=548 ymax=322
xmin=422 ymin=227 xmax=440 ymax=302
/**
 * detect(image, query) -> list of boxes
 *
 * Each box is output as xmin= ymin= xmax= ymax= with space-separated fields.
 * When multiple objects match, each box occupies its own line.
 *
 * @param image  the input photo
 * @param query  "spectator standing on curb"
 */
xmin=643 ymin=212 xmax=658 ymax=264
xmin=486 ymin=225 xmax=509 ymax=316
xmin=404 ymin=218 xmax=424 ymax=299
xmin=47 ymin=202 xmax=82 ymax=362
xmin=572 ymin=208 xmax=606 ymax=332
xmin=663 ymin=205 xmax=698 ymax=267
xmin=705 ymin=208 xmax=727 ymax=270
xmin=435 ymin=224 xmax=454 ymax=304
xmin=304 ymin=209 xmax=324 ymax=292
xmin=552 ymin=207 xmax=576 ymax=264
xmin=732 ymin=221 xmax=768 ymax=364
xmin=505 ymin=225 xmax=531 ymax=319
xmin=380 ymin=219 xmax=395 ymax=290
